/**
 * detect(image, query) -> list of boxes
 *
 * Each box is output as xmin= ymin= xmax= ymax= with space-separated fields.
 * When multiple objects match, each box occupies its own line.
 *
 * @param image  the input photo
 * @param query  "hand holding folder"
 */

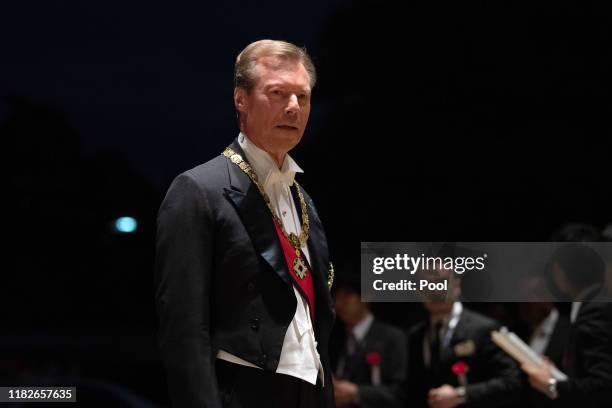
xmin=491 ymin=327 xmax=567 ymax=381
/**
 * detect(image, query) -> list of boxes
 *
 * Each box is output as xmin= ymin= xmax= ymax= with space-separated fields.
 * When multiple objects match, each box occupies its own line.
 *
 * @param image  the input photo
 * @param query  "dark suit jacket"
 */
xmin=331 ymin=319 xmax=407 ymax=408
xmin=556 ymin=301 xmax=612 ymax=408
xmin=406 ymin=308 xmax=522 ymax=408
xmin=542 ymin=313 xmax=571 ymax=369
xmin=154 ymin=140 xmax=336 ymax=408
xmin=525 ymin=311 xmax=570 ymax=408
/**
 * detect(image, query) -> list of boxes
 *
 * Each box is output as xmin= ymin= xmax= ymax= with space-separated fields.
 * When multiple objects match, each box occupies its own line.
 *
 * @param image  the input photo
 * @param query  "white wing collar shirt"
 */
xmin=216 ymin=132 xmax=323 ymax=385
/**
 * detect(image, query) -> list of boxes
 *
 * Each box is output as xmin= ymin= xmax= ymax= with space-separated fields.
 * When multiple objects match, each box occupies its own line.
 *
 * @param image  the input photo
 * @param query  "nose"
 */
xmin=285 ymin=94 xmax=300 ymax=115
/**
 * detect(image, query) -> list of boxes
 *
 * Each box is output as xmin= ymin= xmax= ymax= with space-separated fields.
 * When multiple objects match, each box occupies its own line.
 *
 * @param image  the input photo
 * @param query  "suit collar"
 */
xmin=224 ymin=139 xmax=292 ymax=287
xmin=227 ymin=139 xmax=252 ymax=193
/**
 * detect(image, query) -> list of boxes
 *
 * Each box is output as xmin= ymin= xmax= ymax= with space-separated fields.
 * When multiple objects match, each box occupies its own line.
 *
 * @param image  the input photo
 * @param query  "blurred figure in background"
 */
xmin=405 ymin=260 xmax=522 ymax=408
xmin=518 ymin=302 xmax=569 ymax=369
xmin=331 ymin=276 xmax=406 ymax=408
xmin=517 ymin=271 xmax=571 ymax=371
xmin=521 ymin=223 xmax=612 ymax=407
xmin=518 ymin=301 xmax=570 ymax=408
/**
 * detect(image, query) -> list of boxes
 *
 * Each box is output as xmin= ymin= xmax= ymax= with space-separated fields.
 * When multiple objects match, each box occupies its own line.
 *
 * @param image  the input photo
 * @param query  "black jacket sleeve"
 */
xmin=464 ymin=323 xmax=523 ymax=408
xmin=154 ymin=172 xmax=219 ymax=408
xmin=556 ymin=303 xmax=612 ymax=408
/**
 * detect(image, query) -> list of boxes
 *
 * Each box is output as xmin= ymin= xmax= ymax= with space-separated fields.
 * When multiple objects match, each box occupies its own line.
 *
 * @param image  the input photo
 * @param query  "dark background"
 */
xmin=1 ymin=0 xmax=610 ymax=405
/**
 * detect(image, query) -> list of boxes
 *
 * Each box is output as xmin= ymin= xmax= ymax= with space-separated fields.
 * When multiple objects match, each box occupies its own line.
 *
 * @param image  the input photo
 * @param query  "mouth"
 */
xmin=275 ymin=125 xmax=299 ymax=131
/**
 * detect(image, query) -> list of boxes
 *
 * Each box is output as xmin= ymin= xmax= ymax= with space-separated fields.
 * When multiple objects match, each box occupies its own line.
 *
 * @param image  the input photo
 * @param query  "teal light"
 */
xmin=115 ymin=217 xmax=138 ymax=233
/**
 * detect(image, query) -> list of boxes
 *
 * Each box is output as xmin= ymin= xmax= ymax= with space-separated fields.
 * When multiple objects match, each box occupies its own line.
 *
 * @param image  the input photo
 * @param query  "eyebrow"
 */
xmin=264 ymin=83 xmax=311 ymax=94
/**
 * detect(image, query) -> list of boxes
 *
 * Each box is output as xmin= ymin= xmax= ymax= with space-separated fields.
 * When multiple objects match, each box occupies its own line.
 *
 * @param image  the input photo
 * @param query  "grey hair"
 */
xmin=234 ymin=39 xmax=317 ymax=92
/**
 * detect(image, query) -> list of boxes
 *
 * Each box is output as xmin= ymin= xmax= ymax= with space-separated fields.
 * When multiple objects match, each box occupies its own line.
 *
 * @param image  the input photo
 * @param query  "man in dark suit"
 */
xmin=154 ymin=40 xmax=335 ymax=408
xmin=515 ymin=273 xmax=571 ymax=408
xmin=521 ymin=242 xmax=612 ymax=407
xmin=517 ymin=302 xmax=570 ymax=408
xmin=331 ymin=278 xmax=406 ymax=408
xmin=405 ymin=267 xmax=522 ymax=408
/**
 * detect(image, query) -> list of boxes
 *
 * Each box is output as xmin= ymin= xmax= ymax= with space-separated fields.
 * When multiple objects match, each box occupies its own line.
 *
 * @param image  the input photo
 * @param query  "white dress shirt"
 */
xmin=216 ymin=132 xmax=323 ymax=385
xmin=571 ymin=284 xmax=602 ymax=323
xmin=352 ymin=313 xmax=374 ymax=343
xmin=570 ymin=302 xmax=582 ymax=324
xmin=529 ymin=308 xmax=559 ymax=355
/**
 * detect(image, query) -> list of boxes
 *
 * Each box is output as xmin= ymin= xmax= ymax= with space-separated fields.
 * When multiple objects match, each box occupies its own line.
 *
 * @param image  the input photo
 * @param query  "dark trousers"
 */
xmin=216 ymin=359 xmax=318 ymax=408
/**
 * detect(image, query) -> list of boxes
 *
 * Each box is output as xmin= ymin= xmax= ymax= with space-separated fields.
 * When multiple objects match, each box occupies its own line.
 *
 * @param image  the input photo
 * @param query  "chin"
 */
xmin=273 ymin=129 xmax=303 ymax=148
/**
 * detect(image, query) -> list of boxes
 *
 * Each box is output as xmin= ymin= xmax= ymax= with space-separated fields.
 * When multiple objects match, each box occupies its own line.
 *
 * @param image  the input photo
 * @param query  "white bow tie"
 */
xmin=264 ymin=169 xmax=295 ymax=189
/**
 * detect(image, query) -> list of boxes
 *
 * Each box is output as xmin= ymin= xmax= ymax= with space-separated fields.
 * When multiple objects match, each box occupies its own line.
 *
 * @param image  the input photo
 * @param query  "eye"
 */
xmin=271 ymin=89 xmax=283 ymax=96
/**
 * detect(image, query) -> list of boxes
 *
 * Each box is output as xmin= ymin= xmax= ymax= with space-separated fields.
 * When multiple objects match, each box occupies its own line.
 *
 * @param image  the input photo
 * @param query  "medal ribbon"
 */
xmin=273 ymin=222 xmax=316 ymax=322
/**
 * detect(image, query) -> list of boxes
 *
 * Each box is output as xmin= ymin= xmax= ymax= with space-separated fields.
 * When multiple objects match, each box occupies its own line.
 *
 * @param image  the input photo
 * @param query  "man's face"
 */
xmin=334 ymin=288 xmax=367 ymax=327
xmin=423 ymin=300 xmax=455 ymax=315
xmin=235 ymin=55 xmax=311 ymax=158
xmin=419 ymin=265 xmax=460 ymax=306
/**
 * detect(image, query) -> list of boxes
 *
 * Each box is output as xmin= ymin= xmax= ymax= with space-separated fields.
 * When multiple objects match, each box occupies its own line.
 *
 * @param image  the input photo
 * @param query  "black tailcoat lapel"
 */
xmin=222 ymin=140 xmax=292 ymax=288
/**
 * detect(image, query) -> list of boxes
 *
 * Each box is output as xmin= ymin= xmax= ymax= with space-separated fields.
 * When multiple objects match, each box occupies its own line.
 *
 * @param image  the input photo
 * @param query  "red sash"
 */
xmin=273 ymin=222 xmax=316 ymax=322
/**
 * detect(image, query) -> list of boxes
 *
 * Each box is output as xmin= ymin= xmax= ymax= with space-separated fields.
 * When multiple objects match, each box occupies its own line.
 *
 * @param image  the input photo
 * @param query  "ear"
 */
xmin=234 ymin=87 xmax=247 ymax=113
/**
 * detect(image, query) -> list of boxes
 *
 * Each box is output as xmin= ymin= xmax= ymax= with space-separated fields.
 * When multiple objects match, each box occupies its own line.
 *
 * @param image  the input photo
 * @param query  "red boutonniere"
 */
xmin=366 ymin=351 xmax=381 ymax=385
xmin=366 ymin=351 xmax=381 ymax=366
xmin=452 ymin=361 xmax=470 ymax=387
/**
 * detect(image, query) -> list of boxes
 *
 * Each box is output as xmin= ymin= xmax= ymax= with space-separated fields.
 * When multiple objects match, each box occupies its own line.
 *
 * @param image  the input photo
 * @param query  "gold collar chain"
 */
xmin=222 ymin=147 xmax=310 ymax=251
